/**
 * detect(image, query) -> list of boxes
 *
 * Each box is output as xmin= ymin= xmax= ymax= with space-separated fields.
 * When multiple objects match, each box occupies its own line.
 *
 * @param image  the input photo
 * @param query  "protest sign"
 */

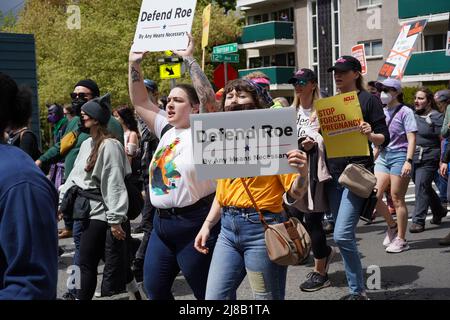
xmin=378 ymin=19 xmax=427 ymax=80
xmin=352 ymin=44 xmax=367 ymax=75
xmin=314 ymin=92 xmax=369 ymax=158
xmin=190 ymin=107 xmax=298 ymax=180
xmin=131 ymin=0 xmax=197 ymax=52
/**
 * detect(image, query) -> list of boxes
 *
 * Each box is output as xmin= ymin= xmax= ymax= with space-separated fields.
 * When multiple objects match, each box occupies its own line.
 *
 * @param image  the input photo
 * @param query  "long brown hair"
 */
xmin=356 ymin=73 xmax=366 ymax=92
xmin=85 ymin=124 xmax=114 ymax=172
xmin=416 ymin=86 xmax=438 ymax=111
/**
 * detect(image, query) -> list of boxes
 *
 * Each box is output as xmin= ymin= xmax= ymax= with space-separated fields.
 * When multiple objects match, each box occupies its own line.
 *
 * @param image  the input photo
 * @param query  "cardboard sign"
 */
xmin=351 ymin=44 xmax=367 ymax=75
xmin=159 ymin=63 xmax=182 ymax=79
xmin=190 ymin=107 xmax=298 ymax=180
xmin=378 ymin=19 xmax=427 ymax=80
xmin=201 ymin=4 xmax=211 ymax=48
xmin=314 ymin=92 xmax=369 ymax=158
xmin=131 ymin=0 xmax=197 ymax=52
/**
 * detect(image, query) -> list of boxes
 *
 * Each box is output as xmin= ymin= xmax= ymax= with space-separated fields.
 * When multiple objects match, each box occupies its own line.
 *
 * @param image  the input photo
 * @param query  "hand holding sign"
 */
xmin=287 ymin=149 xmax=308 ymax=176
xmin=173 ymin=33 xmax=195 ymax=58
xmin=359 ymin=121 xmax=372 ymax=137
xmin=129 ymin=50 xmax=148 ymax=64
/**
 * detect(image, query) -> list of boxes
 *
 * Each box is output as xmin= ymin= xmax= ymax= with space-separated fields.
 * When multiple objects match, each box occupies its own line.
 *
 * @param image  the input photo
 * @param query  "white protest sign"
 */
xmin=131 ymin=0 xmax=197 ymax=52
xmin=190 ymin=107 xmax=298 ymax=181
xmin=378 ymin=19 xmax=427 ymax=80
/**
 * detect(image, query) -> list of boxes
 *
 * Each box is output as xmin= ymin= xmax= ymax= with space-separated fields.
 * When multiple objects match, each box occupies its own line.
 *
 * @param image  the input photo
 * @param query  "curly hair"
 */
xmin=221 ymin=79 xmax=270 ymax=111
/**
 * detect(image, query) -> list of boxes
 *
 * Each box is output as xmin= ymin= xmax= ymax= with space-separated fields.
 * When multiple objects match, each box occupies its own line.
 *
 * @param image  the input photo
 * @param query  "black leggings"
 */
xmin=304 ymin=212 xmax=330 ymax=260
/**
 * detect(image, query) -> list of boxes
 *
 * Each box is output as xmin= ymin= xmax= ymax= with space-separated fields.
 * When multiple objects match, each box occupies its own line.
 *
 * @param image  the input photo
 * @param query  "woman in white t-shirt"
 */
xmin=128 ymin=35 xmax=219 ymax=300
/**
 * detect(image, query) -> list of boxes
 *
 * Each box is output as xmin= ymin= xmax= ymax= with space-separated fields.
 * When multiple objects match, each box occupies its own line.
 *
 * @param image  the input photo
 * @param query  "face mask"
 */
xmin=47 ymin=114 xmax=60 ymax=124
xmin=72 ymin=98 xmax=88 ymax=116
xmin=79 ymin=117 xmax=90 ymax=134
xmin=224 ymin=102 xmax=258 ymax=112
xmin=380 ymin=92 xmax=393 ymax=105
xmin=415 ymin=108 xmax=426 ymax=115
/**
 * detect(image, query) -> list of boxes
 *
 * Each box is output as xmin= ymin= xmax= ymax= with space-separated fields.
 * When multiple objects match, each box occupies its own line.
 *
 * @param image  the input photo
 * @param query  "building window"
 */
xmin=424 ymin=34 xmax=446 ymax=51
xmin=357 ymin=0 xmax=382 ymax=9
xmin=310 ymin=0 xmax=319 ymax=79
xmin=249 ymin=52 xmax=295 ymax=68
xmin=358 ymin=40 xmax=383 ymax=57
xmin=248 ymin=8 xmax=294 ymax=25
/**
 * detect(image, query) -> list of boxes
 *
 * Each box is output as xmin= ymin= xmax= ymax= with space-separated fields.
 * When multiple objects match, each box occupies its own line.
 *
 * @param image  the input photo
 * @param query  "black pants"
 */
xmin=135 ymin=187 xmax=155 ymax=261
xmin=304 ymin=212 xmax=330 ymax=260
xmin=78 ymin=219 xmax=128 ymax=300
xmin=412 ymin=160 xmax=445 ymax=226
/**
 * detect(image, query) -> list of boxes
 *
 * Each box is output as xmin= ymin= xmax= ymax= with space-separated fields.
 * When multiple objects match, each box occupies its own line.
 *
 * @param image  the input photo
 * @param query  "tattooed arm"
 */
xmin=128 ymin=51 xmax=161 ymax=133
xmin=173 ymin=34 xmax=218 ymax=113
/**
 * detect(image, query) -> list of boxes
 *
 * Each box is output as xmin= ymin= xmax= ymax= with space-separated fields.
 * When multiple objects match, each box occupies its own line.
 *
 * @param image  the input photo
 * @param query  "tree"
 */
xmin=7 ymin=0 xmax=242 ymax=148
xmin=0 ymin=10 xmax=17 ymax=30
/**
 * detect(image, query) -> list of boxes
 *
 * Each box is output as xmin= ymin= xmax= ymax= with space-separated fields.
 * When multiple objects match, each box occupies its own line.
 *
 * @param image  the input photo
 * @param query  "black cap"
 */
xmin=74 ymin=79 xmax=100 ymax=97
xmin=327 ymin=56 xmax=362 ymax=73
xmin=81 ymin=93 xmax=111 ymax=125
xmin=288 ymin=68 xmax=317 ymax=84
xmin=144 ymin=79 xmax=158 ymax=93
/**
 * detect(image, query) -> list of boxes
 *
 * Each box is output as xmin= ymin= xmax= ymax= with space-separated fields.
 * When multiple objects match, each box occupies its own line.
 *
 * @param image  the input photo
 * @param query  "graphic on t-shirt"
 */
xmin=150 ymin=138 xmax=181 ymax=195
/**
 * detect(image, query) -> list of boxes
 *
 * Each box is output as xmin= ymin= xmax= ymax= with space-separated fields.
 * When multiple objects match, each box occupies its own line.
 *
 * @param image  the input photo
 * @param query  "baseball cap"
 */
xmin=288 ymin=68 xmax=317 ymax=85
xmin=376 ymin=78 xmax=402 ymax=92
xmin=435 ymin=89 xmax=450 ymax=102
xmin=144 ymin=79 xmax=158 ymax=93
xmin=327 ymin=56 xmax=362 ymax=73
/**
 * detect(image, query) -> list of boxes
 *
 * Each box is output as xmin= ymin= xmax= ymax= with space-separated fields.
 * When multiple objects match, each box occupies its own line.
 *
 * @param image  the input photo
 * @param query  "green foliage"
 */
xmin=0 ymin=10 xmax=17 ymax=30
xmin=402 ymin=84 xmax=448 ymax=106
xmin=8 ymin=0 xmax=242 ymax=147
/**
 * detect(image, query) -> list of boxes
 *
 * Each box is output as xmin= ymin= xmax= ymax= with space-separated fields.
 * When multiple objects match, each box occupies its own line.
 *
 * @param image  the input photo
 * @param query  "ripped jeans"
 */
xmin=205 ymin=206 xmax=287 ymax=300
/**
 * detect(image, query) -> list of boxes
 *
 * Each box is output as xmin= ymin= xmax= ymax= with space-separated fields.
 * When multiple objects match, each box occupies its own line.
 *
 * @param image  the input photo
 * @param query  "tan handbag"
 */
xmin=239 ymin=178 xmax=311 ymax=266
xmin=338 ymin=163 xmax=377 ymax=198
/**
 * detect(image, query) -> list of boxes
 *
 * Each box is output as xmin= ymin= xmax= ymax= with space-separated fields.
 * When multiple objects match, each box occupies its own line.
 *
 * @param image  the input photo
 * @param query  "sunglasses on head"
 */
xmin=292 ymin=79 xmax=308 ymax=87
xmin=70 ymin=92 xmax=91 ymax=100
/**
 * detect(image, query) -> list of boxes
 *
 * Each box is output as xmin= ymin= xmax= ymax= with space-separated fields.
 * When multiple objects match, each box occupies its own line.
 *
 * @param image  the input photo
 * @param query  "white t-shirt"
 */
xmin=149 ymin=113 xmax=216 ymax=209
xmin=296 ymin=106 xmax=320 ymax=139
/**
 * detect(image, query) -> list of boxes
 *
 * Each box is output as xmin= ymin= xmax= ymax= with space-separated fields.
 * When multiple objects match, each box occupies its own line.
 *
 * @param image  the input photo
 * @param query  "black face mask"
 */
xmin=78 ymin=116 xmax=90 ymax=134
xmin=224 ymin=102 xmax=258 ymax=112
xmin=72 ymin=98 xmax=88 ymax=117
xmin=415 ymin=108 xmax=426 ymax=115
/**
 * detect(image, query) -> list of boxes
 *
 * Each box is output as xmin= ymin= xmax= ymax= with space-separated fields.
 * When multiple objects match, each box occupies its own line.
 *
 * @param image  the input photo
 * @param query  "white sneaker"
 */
xmin=386 ymin=237 xmax=409 ymax=253
xmin=383 ymin=224 xmax=398 ymax=247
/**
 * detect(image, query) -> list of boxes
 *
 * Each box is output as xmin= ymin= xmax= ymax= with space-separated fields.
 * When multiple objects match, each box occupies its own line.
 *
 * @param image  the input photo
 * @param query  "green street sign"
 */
xmin=211 ymin=53 xmax=239 ymax=63
xmin=213 ymin=42 xmax=238 ymax=54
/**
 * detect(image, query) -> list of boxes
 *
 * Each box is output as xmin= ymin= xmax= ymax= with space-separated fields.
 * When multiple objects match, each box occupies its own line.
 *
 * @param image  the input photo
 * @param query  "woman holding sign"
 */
xmin=128 ymin=35 xmax=220 ymax=300
xmin=326 ymin=56 xmax=390 ymax=300
xmin=194 ymin=78 xmax=309 ymax=300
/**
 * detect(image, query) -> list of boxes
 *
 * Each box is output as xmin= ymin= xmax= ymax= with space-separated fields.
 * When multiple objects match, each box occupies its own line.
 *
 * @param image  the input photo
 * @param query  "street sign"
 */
xmin=213 ymin=42 xmax=238 ymax=54
xmin=211 ymin=53 xmax=239 ymax=63
xmin=160 ymin=63 xmax=181 ymax=79
xmin=157 ymin=56 xmax=183 ymax=63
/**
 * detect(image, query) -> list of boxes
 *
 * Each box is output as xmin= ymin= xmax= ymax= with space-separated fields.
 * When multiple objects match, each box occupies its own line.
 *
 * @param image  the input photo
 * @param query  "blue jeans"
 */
xmin=143 ymin=205 xmax=219 ymax=300
xmin=205 ymin=207 xmax=287 ymax=300
xmin=326 ymin=176 xmax=366 ymax=295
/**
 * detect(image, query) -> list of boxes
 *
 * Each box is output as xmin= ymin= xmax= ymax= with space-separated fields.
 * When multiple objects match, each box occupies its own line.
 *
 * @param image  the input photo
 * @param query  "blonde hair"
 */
xmin=292 ymin=84 xmax=321 ymax=110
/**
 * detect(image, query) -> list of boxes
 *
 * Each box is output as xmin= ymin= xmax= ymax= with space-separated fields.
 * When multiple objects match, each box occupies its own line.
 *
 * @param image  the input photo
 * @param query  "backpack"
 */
xmin=8 ymin=128 xmax=42 ymax=160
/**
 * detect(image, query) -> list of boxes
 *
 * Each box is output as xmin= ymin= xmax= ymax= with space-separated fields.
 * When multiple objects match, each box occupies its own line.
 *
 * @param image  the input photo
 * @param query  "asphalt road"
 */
xmin=57 ymin=182 xmax=450 ymax=300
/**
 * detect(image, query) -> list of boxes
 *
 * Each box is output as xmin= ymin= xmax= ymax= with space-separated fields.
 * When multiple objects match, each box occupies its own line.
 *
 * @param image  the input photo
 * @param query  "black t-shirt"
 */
xmin=326 ymin=91 xmax=389 ymax=175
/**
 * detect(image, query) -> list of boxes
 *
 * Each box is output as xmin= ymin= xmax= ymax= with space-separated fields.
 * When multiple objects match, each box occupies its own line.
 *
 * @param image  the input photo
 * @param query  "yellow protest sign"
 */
xmin=159 ymin=63 xmax=181 ymax=79
xmin=201 ymin=4 xmax=211 ymax=48
xmin=314 ymin=91 xmax=369 ymax=158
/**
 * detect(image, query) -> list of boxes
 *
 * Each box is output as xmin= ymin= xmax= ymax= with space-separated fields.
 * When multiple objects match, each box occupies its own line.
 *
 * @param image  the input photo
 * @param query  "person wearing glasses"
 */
xmin=35 ymin=79 xmax=123 ymax=300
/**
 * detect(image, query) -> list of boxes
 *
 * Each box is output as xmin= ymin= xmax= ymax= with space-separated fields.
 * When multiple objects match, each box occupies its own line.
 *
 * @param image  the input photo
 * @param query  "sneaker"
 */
xmin=324 ymin=246 xmax=337 ymax=273
xmin=339 ymin=293 xmax=369 ymax=300
xmin=430 ymin=208 xmax=447 ymax=225
xmin=383 ymin=224 xmax=398 ymax=247
xmin=409 ymin=223 xmax=424 ymax=233
xmin=299 ymin=272 xmax=330 ymax=292
xmin=386 ymin=237 xmax=409 ymax=253
xmin=94 ymin=290 xmax=102 ymax=298
xmin=439 ymin=232 xmax=450 ymax=246
xmin=62 ymin=292 xmax=76 ymax=300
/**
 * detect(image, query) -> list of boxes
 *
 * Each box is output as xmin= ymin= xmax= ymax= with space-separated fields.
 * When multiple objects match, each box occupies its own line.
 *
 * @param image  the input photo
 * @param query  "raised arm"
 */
xmin=174 ymin=34 xmax=218 ymax=113
xmin=128 ymin=51 xmax=162 ymax=133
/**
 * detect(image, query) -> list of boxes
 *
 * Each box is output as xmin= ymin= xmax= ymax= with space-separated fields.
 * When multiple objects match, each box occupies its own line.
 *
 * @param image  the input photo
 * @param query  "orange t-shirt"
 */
xmin=216 ymin=174 xmax=299 ymax=213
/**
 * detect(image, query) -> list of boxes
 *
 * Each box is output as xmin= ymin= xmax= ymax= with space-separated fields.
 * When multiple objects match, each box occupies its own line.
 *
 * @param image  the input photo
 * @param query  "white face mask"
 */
xmin=380 ymin=91 xmax=393 ymax=105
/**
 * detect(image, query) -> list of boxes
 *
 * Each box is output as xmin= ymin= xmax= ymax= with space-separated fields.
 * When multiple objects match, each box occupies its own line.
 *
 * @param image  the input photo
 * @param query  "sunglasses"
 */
xmin=292 ymin=79 xmax=308 ymax=87
xmin=70 ymin=92 xmax=91 ymax=100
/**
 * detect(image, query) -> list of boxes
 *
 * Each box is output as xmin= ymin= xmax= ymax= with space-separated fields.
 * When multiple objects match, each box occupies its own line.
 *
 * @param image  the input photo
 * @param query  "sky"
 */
xmin=0 ymin=0 xmax=26 ymax=17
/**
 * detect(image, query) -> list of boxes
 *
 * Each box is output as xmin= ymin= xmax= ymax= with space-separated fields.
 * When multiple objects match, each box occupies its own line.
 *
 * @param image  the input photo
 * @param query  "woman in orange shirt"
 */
xmin=195 ymin=79 xmax=308 ymax=300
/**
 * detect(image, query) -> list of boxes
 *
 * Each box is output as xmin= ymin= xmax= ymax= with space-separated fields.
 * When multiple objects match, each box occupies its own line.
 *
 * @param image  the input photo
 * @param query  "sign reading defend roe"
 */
xmin=131 ymin=0 xmax=197 ymax=52
xmin=190 ymin=108 xmax=298 ymax=181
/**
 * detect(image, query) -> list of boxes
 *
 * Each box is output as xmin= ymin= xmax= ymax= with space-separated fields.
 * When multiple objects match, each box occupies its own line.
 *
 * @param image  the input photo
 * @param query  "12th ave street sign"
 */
xmin=211 ymin=53 xmax=239 ymax=63
xmin=213 ymin=42 xmax=238 ymax=54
